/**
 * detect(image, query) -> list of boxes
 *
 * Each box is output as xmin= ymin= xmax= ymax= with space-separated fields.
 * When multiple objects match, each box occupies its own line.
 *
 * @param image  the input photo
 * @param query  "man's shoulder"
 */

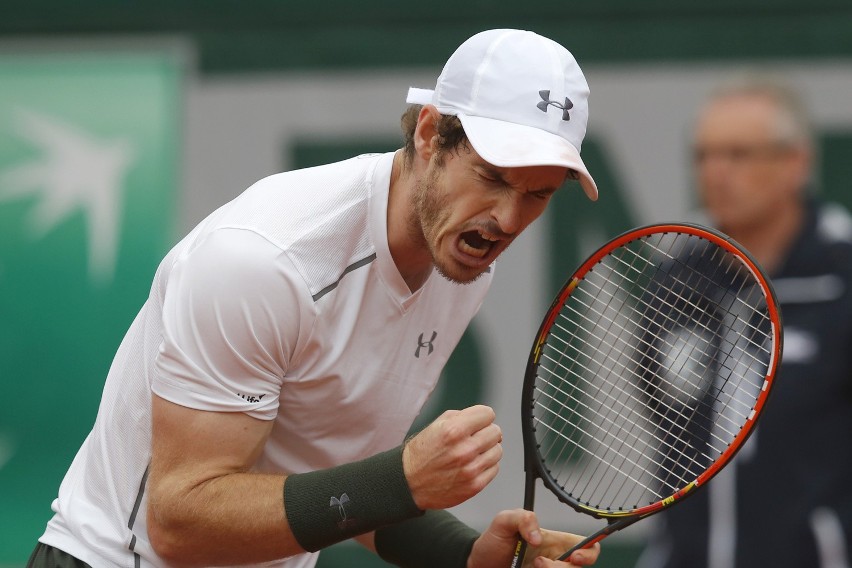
xmin=213 ymin=153 xmax=387 ymax=251
xmin=815 ymin=201 xmax=852 ymax=247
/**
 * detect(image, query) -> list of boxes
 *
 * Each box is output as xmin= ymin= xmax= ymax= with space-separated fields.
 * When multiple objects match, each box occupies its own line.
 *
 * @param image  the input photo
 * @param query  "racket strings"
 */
xmin=536 ymin=331 xmax=714 ymax=504
xmin=534 ymin=366 xmax=688 ymax=500
xmin=604 ymin=235 xmax=764 ymax=480
xmin=651 ymin=243 xmax=772 ymax=384
xmin=625 ymin=237 xmax=771 ymax=390
xmin=580 ymin=242 xmax=764 ymax=494
xmin=531 ymin=232 xmax=775 ymax=513
xmin=592 ymin=234 xmax=769 ymax=425
xmin=537 ymin=260 xmax=719 ymax=498
xmin=552 ymin=259 xmax=762 ymax=443
xmin=635 ymin=257 xmax=767 ymax=437
xmin=537 ymin=332 xmax=715 ymax=485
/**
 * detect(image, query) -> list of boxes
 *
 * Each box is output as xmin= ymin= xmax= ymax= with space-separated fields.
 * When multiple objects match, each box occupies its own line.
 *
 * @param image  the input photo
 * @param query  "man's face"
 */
xmin=411 ymin=146 xmax=569 ymax=284
xmin=693 ymin=94 xmax=808 ymax=234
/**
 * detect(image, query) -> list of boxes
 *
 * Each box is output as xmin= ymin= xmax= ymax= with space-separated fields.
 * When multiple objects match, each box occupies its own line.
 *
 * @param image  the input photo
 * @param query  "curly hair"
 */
xmin=400 ymin=105 xmax=470 ymax=166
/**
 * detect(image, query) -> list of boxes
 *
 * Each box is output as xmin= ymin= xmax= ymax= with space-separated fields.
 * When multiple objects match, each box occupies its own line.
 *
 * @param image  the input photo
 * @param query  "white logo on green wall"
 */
xmin=0 ymin=50 xmax=182 ymax=564
xmin=0 ymin=108 xmax=136 ymax=283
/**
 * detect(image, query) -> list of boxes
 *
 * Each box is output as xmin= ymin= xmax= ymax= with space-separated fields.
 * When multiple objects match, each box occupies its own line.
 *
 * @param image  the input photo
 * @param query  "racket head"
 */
xmin=521 ymin=222 xmax=782 ymax=521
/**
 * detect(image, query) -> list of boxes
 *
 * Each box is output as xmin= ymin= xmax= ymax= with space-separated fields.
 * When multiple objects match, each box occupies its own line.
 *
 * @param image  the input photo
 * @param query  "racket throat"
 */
xmin=557 ymin=516 xmax=641 ymax=561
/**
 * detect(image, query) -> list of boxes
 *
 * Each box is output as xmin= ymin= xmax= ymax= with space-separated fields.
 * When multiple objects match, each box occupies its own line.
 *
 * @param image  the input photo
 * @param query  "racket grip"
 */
xmin=509 ymin=537 xmax=528 ymax=568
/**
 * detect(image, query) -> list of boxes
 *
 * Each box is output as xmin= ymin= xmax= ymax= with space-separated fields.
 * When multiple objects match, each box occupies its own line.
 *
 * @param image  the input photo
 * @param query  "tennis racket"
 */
xmin=510 ymin=223 xmax=782 ymax=566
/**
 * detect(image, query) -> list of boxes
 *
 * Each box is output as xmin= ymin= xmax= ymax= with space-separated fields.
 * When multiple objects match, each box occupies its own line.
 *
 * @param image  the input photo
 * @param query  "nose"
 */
xmin=696 ymin=154 xmax=733 ymax=192
xmin=491 ymin=193 xmax=523 ymax=236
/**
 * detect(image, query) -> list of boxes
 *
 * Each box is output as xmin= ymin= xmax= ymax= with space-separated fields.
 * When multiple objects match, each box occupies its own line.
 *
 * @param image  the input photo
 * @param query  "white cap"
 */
xmin=407 ymin=29 xmax=598 ymax=200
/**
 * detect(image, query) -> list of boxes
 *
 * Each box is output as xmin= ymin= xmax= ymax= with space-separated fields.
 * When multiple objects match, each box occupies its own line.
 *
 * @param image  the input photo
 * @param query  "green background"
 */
xmin=2 ymin=1 xmax=852 ymax=72
xmin=0 ymin=53 xmax=182 ymax=563
xmin=2 ymin=2 xmax=852 ymax=567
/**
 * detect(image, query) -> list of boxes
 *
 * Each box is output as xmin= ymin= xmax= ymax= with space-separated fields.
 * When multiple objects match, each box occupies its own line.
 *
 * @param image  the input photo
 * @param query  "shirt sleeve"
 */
xmin=153 ymin=227 xmax=310 ymax=420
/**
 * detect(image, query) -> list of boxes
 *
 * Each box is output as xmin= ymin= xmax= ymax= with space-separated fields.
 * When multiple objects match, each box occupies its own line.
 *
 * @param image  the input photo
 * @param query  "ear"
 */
xmin=413 ymin=105 xmax=441 ymax=161
xmin=787 ymin=144 xmax=813 ymax=195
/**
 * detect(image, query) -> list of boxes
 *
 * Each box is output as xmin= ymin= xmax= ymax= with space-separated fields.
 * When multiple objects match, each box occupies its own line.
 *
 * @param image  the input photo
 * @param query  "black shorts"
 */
xmin=27 ymin=543 xmax=91 ymax=568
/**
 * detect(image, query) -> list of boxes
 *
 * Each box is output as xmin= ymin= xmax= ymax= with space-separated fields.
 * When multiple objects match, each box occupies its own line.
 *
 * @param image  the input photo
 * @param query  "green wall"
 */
xmin=1 ymin=3 xmax=851 ymax=567
xmin=2 ymin=1 xmax=852 ymax=74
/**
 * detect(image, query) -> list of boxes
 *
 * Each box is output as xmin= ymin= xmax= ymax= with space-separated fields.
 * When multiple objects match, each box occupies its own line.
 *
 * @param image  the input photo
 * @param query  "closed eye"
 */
xmin=477 ymin=169 xmax=505 ymax=185
xmin=530 ymin=189 xmax=557 ymax=200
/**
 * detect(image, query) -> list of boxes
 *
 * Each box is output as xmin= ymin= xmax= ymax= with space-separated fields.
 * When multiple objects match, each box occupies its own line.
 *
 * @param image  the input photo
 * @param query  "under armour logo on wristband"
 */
xmin=330 ymin=494 xmax=356 ymax=530
xmin=415 ymin=331 xmax=437 ymax=358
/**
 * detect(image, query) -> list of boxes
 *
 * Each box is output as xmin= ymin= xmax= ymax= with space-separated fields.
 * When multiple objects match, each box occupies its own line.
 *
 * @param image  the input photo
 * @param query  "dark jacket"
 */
xmin=638 ymin=199 xmax=852 ymax=568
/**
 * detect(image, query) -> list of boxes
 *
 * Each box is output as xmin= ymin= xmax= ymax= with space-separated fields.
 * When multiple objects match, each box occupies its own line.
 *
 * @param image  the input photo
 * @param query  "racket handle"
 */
xmin=509 ymin=537 xmax=528 ymax=568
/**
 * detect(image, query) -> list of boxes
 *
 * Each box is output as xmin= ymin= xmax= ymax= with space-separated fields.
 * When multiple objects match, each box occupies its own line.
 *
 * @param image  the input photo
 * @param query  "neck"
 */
xmin=722 ymin=202 xmax=804 ymax=275
xmin=387 ymin=150 xmax=433 ymax=291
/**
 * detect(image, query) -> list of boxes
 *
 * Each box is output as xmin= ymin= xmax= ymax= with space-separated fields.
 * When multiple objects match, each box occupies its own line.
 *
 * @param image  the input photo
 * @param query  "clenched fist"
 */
xmin=402 ymin=405 xmax=503 ymax=510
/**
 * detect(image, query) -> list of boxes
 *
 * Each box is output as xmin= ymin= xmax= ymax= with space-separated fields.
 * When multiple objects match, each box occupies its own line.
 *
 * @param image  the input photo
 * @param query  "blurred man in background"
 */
xmin=636 ymin=77 xmax=852 ymax=568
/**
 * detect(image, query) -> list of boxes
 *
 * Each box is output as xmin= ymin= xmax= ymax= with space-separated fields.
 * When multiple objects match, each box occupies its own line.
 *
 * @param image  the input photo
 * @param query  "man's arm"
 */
xmin=146 ymin=395 xmax=291 ymax=565
xmin=146 ymin=396 xmax=503 ymax=566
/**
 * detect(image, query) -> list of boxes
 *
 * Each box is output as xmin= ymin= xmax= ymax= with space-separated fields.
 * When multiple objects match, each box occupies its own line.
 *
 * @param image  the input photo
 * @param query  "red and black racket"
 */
xmin=510 ymin=223 xmax=782 ymax=565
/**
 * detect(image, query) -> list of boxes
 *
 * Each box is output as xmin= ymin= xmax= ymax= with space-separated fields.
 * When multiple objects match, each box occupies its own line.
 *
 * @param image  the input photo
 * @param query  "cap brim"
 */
xmin=458 ymin=114 xmax=598 ymax=201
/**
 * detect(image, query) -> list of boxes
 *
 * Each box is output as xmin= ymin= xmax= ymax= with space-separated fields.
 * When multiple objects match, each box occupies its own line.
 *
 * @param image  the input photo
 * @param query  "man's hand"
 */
xmin=467 ymin=509 xmax=600 ymax=568
xmin=402 ymin=405 xmax=503 ymax=510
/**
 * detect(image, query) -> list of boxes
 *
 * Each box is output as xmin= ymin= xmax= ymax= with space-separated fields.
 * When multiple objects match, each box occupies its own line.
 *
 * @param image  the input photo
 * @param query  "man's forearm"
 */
xmin=147 ymin=446 xmax=422 ymax=566
xmin=147 ymin=471 xmax=298 ymax=566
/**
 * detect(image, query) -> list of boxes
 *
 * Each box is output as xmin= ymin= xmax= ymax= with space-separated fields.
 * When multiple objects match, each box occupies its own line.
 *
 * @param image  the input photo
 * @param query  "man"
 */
xmin=29 ymin=30 xmax=602 ymax=568
xmin=636 ymin=77 xmax=852 ymax=567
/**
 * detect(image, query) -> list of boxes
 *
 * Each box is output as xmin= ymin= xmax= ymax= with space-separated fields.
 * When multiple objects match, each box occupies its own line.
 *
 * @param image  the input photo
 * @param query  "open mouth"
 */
xmin=458 ymin=229 xmax=499 ymax=259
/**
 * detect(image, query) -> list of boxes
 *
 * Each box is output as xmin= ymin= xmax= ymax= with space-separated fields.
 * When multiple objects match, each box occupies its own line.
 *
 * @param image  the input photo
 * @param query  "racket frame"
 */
xmin=512 ymin=222 xmax=782 ymax=564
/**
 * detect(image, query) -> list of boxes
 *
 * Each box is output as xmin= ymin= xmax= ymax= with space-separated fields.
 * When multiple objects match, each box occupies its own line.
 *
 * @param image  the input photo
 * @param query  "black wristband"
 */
xmin=374 ymin=509 xmax=480 ymax=568
xmin=283 ymin=445 xmax=423 ymax=552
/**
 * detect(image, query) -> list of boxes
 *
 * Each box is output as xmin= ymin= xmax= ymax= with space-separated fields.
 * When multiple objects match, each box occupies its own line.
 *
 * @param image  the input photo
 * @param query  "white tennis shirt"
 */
xmin=39 ymin=152 xmax=493 ymax=567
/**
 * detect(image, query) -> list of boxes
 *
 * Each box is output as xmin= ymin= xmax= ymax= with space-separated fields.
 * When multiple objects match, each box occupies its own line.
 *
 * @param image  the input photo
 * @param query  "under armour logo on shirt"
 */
xmin=415 ymin=331 xmax=437 ymax=358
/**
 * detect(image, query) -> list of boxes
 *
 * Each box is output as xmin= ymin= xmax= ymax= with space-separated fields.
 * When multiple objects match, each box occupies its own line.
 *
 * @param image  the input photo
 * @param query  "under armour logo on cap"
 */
xmin=405 ymin=29 xmax=599 ymax=201
xmin=537 ymin=90 xmax=573 ymax=121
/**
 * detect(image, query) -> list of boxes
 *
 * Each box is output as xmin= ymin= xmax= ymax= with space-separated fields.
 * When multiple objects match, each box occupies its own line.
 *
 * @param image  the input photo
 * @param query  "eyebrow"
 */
xmin=477 ymin=162 xmax=506 ymax=180
xmin=478 ymin=163 xmax=567 ymax=195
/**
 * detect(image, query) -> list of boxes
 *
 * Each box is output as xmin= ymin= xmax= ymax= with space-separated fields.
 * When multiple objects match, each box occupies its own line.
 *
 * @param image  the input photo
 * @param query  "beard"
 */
xmin=408 ymin=163 xmax=486 ymax=285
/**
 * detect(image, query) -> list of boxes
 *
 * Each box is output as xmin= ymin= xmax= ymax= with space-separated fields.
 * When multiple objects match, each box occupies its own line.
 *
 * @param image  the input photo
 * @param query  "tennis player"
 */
xmin=29 ymin=29 xmax=601 ymax=568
